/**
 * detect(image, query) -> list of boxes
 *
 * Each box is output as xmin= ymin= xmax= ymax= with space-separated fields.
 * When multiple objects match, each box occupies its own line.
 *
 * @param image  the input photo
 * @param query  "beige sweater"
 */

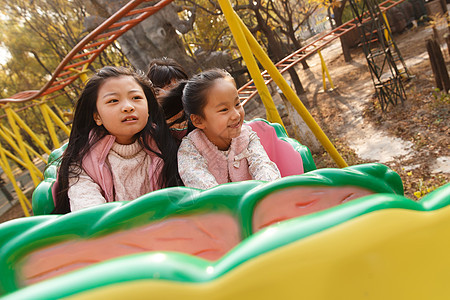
xmin=68 ymin=140 xmax=154 ymax=212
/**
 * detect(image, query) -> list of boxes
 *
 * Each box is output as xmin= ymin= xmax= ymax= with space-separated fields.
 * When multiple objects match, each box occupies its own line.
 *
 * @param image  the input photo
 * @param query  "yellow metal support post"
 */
xmin=217 ymin=0 xmax=285 ymax=128
xmin=40 ymin=101 xmax=61 ymax=149
xmin=70 ymin=64 xmax=90 ymax=84
xmin=0 ymin=145 xmax=32 ymax=216
xmin=0 ymin=125 xmax=47 ymax=165
xmin=4 ymin=149 xmax=31 ymax=170
xmin=2 ymin=148 xmax=42 ymax=178
xmin=382 ymin=12 xmax=393 ymax=44
xmin=79 ymin=66 xmax=89 ymax=84
xmin=4 ymin=105 xmax=42 ymax=186
xmin=45 ymin=103 xmax=71 ymax=135
xmin=51 ymin=100 xmax=70 ymax=124
xmin=39 ymin=96 xmax=71 ymax=149
xmin=232 ymin=12 xmax=347 ymax=168
xmin=318 ymin=50 xmax=335 ymax=92
xmin=9 ymin=108 xmax=52 ymax=155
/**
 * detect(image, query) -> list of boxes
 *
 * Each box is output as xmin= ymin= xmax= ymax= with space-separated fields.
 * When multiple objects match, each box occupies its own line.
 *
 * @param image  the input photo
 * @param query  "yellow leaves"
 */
xmin=328 ymin=0 xmax=343 ymax=8
xmin=413 ymin=181 xmax=438 ymax=200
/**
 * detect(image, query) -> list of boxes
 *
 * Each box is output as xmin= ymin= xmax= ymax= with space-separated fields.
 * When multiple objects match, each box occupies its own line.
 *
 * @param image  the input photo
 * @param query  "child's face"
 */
xmin=94 ymin=76 xmax=149 ymax=145
xmin=192 ymin=78 xmax=244 ymax=151
xmin=154 ymin=79 xmax=178 ymax=103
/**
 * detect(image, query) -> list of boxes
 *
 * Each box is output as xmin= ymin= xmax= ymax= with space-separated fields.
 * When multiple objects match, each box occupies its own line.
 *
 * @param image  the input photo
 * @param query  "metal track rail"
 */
xmin=0 ymin=0 xmax=175 ymax=103
xmin=237 ymin=0 xmax=406 ymax=105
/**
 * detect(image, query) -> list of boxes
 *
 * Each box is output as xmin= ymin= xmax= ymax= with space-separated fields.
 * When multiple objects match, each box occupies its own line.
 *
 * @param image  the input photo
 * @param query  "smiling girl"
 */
xmin=166 ymin=68 xmax=281 ymax=189
xmin=52 ymin=66 xmax=180 ymax=213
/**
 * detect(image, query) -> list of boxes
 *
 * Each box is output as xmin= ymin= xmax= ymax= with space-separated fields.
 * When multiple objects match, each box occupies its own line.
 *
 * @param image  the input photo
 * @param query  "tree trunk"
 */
xmin=286 ymin=25 xmax=309 ymax=70
xmin=253 ymin=8 xmax=306 ymax=96
xmin=82 ymin=0 xmax=199 ymax=73
xmin=333 ymin=1 xmax=352 ymax=63
xmin=289 ymin=34 xmax=309 ymax=70
xmin=288 ymin=68 xmax=306 ymax=95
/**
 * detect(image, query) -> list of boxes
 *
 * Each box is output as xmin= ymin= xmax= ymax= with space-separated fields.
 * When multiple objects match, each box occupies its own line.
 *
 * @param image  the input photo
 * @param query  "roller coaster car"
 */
xmin=31 ymin=118 xmax=316 ymax=215
xmin=2 ymin=158 xmax=450 ymax=298
xmin=13 ymin=118 xmax=450 ymax=299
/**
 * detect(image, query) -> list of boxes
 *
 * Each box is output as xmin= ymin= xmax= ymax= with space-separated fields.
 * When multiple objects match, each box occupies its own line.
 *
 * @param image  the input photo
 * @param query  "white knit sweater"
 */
xmin=68 ymin=140 xmax=154 ymax=212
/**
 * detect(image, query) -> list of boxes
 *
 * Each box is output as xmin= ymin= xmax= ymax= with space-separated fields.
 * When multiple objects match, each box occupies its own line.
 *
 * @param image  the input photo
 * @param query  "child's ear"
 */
xmin=93 ymin=113 xmax=102 ymax=126
xmin=190 ymin=114 xmax=205 ymax=129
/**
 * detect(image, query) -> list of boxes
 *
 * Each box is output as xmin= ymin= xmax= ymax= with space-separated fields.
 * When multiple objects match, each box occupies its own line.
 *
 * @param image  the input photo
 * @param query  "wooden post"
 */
xmin=446 ymin=35 xmax=450 ymax=58
xmin=426 ymin=39 xmax=450 ymax=92
xmin=439 ymin=0 xmax=447 ymax=13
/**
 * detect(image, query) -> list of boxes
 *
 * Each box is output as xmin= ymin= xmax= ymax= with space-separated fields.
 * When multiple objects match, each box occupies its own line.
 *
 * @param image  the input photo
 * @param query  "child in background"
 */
xmin=52 ymin=66 xmax=180 ymax=213
xmin=169 ymin=68 xmax=281 ymax=189
xmin=146 ymin=57 xmax=189 ymax=134
xmin=146 ymin=57 xmax=189 ymax=101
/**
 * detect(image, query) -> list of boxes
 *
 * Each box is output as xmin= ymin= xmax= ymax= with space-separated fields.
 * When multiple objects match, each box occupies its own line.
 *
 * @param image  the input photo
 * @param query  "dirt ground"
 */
xmin=0 ymin=202 xmax=29 ymax=223
xmin=0 ymin=24 xmax=449 ymax=224
xmin=296 ymin=25 xmax=449 ymax=200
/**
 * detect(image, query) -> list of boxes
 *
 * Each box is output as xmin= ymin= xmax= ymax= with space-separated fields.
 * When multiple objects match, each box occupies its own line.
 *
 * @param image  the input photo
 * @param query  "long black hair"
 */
xmin=161 ymin=68 xmax=234 ymax=132
xmin=147 ymin=58 xmax=190 ymax=129
xmin=146 ymin=57 xmax=189 ymax=89
xmin=52 ymin=66 xmax=181 ymax=214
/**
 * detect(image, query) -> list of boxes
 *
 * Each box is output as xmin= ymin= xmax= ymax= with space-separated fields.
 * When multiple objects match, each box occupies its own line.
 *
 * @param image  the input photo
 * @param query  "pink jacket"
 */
xmin=188 ymin=125 xmax=253 ymax=184
xmin=53 ymin=134 xmax=164 ymax=203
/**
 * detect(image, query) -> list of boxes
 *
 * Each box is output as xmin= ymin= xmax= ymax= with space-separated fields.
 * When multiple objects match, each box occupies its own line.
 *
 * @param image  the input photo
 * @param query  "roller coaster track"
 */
xmin=0 ymin=0 xmax=175 ymax=103
xmin=237 ymin=0 xmax=406 ymax=105
xmin=1 ymin=0 xmax=406 ymax=105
